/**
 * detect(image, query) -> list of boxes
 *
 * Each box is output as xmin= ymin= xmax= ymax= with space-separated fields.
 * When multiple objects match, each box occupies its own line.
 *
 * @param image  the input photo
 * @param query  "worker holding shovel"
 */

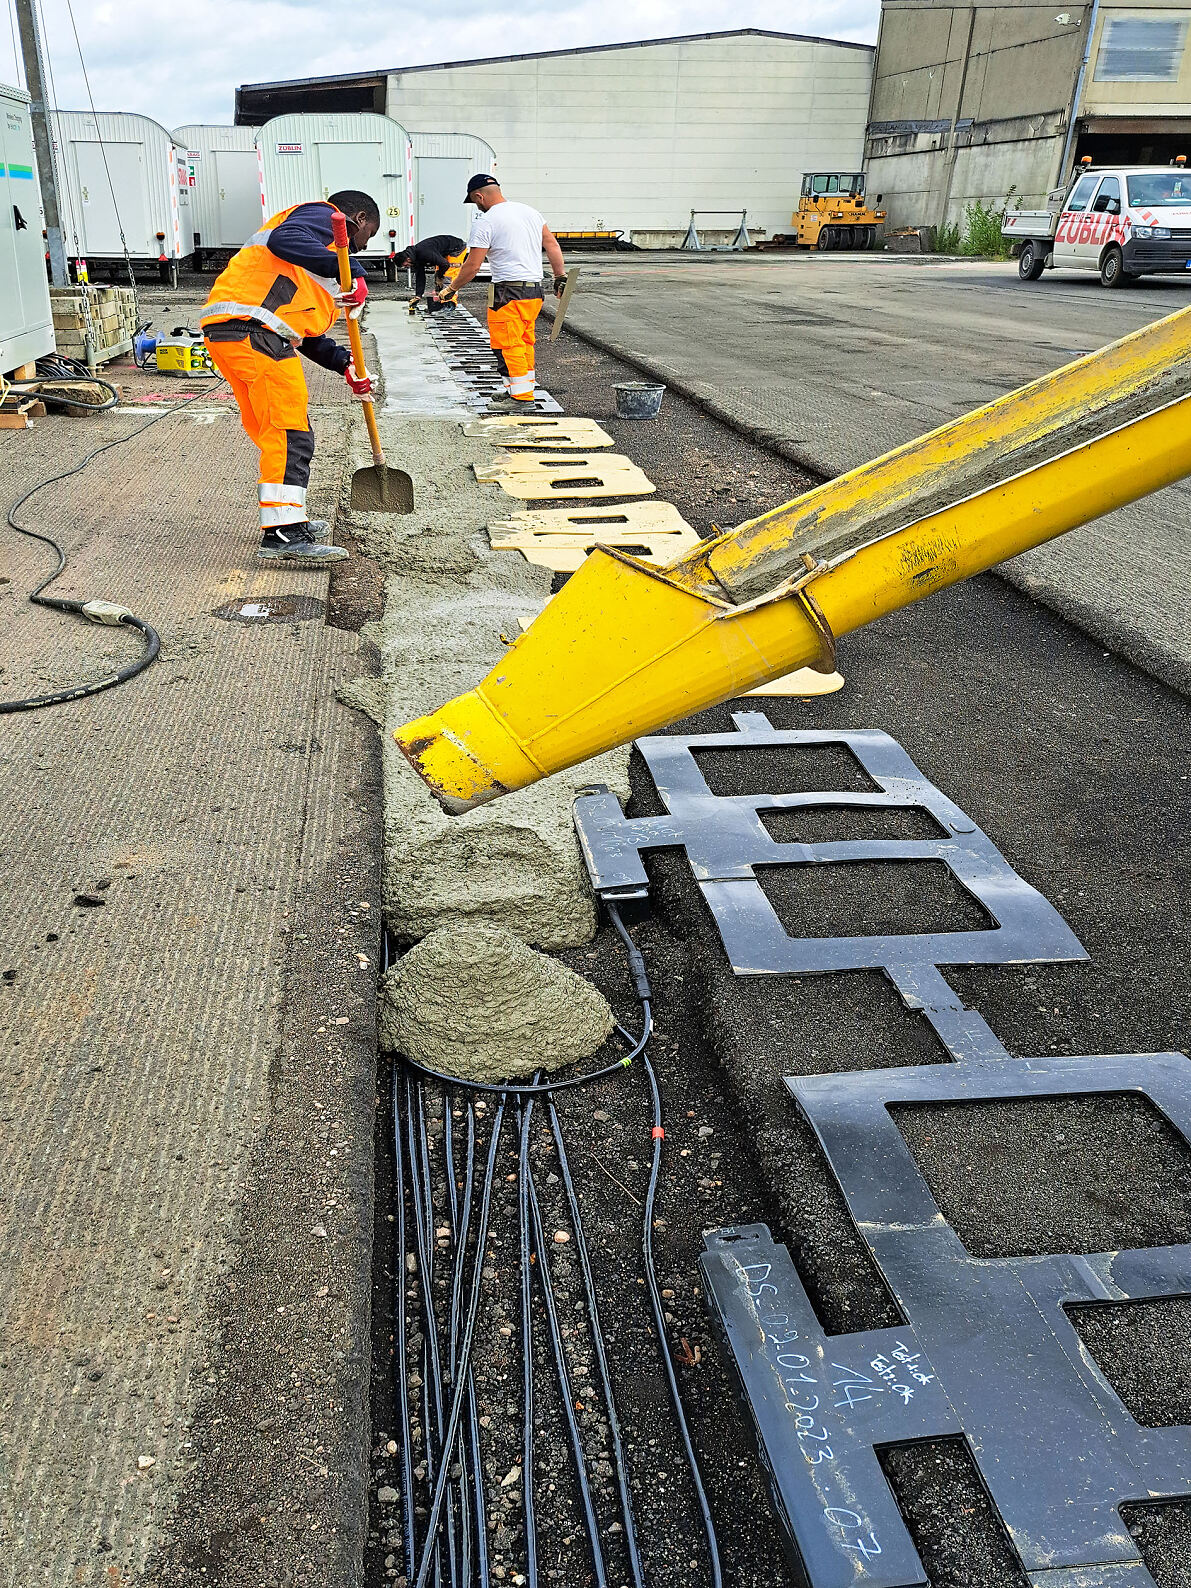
xmin=436 ymin=174 xmax=567 ymax=408
xmin=199 ymin=190 xmax=380 ymax=565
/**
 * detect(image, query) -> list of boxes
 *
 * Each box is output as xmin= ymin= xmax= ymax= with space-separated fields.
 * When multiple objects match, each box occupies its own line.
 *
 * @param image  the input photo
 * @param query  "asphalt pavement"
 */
xmin=524 ymin=317 xmax=1191 ymax=1587
xmin=558 ymin=251 xmax=1191 ymax=694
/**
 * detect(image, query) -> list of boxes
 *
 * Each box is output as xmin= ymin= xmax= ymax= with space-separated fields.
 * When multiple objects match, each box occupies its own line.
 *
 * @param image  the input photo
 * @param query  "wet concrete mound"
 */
xmin=381 ymin=922 xmax=614 ymax=1082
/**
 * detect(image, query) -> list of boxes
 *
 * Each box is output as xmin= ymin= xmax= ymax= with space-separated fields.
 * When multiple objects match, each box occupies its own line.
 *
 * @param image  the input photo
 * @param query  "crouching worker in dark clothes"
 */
xmin=199 ymin=189 xmax=379 ymax=566
xmin=395 ymin=233 xmax=467 ymax=305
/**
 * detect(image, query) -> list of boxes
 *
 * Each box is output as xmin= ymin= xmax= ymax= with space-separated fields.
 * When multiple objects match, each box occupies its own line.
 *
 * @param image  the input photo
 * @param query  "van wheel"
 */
xmin=1018 ymin=241 xmax=1047 ymax=281
xmin=1100 ymin=245 xmax=1129 ymax=288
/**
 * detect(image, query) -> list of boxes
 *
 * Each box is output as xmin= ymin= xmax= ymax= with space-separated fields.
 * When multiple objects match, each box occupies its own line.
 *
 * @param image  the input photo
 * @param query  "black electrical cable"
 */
xmin=392 ymin=1066 xmax=418 ymax=1581
xmin=527 ymin=1159 xmax=610 ymax=1588
xmin=413 ymin=1097 xmax=508 ymax=1588
xmin=606 ymin=901 xmax=724 ymax=1588
xmin=518 ymin=1096 xmax=540 ymax=1588
xmin=12 ymin=355 xmax=120 ymax=410
xmin=1 ymin=383 xmax=219 ymax=714
xmin=444 ymin=1098 xmax=475 ymax=1588
xmin=547 ymin=1096 xmax=647 ymax=1588
xmin=402 ymin=1017 xmax=650 ymax=1098
xmin=406 ymin=1074 xmax=447 ymax=1588
xmin=415 ymin=1080 xmax=459 ymax=1587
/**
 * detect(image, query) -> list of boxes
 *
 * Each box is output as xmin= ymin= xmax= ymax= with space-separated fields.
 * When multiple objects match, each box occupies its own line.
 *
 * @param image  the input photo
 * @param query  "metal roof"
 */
xmin=239 ymin=26 xmax=875 ymax=96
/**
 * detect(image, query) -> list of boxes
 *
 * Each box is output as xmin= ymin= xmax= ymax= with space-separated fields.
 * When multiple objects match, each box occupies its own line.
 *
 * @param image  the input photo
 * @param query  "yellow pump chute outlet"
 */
xmin=396 ymin=304 xmax=1191 ymax=812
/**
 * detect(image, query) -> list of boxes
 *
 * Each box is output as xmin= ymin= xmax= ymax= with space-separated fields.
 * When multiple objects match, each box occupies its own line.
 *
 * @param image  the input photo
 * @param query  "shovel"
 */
xmin=331 ymin=212 xmax=414 ymax=513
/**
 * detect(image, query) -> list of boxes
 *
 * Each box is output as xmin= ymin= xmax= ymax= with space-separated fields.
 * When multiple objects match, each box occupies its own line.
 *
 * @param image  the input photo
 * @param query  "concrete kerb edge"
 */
xmin=546 ymin=308 xmax=1191 ymax=701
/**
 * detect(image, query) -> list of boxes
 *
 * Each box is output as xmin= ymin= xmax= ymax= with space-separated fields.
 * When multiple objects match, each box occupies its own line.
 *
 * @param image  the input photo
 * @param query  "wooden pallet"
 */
xmin=0 ymin=396 xmax=47 ymax=430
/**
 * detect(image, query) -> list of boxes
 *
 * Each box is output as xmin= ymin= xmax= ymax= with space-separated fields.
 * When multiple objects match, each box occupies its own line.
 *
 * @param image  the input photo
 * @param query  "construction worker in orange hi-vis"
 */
xmin=199 ymin=190 xmax=380 ymax=565
xmin=435 ymin=175 xmax=566 ymax=410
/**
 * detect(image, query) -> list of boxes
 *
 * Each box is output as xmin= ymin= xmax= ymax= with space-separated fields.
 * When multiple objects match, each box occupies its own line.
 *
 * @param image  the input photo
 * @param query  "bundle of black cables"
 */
xmin=19 ymin=352 xmax=120 ymax=412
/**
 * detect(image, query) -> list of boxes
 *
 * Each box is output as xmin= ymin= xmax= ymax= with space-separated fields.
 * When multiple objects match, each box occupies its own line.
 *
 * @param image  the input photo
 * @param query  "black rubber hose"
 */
xmin=413 ymin=1097 xmax=509 ymax=1588
xmin=1 ymin=382 xmax=219 ymax=714
xmin=518 ymin=1097 xmax=540 ymax=1588
xmin=606 ymin=901 xmax=724 ymax=1588
xmin=547 ymin=1095 xmax=647 ymax=1588
xmin=527 ymin=1157 xmax=609 ymax=1588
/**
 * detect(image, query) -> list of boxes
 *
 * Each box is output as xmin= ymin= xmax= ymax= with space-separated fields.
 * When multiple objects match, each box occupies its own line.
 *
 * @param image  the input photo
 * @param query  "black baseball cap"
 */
xmin=465 ymin=173 xmax=499 ymax=200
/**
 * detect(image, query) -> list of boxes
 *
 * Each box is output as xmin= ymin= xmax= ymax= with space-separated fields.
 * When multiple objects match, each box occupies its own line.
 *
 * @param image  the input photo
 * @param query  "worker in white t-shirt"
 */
xmin=435 ymin=173 xmax=567 ymax=407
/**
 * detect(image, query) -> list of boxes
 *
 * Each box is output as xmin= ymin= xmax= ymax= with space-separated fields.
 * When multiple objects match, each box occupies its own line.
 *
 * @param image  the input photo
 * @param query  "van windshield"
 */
xmin=1127 ymin=173 xmax=1191 ymax=207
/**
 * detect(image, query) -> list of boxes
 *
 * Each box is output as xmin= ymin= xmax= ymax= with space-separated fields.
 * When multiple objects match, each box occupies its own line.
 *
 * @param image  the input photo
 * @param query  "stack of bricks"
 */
xmin=49 ymin=285 xmax=138 ymax=364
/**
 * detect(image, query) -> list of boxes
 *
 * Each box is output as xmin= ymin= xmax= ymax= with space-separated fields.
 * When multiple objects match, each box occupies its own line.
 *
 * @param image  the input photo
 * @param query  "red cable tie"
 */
xmin=651 ymin=1126 xmax=665 ymax=1139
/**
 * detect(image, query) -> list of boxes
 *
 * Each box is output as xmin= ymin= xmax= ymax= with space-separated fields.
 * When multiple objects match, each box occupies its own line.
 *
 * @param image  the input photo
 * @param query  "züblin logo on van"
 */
xmin=276 ymin=142 xmax=303 ymax=154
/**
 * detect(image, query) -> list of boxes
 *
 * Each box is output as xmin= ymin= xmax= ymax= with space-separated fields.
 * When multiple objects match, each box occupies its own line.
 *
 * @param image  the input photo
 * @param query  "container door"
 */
xmin=214 ymin=149 xmax=263 ymax=245
xmin=416 ymin=157 xmax=470 ymax=242
xmin=316 ymin=141 xmax=385 ymax=253
xmin=1053 ymin=171 xmax=1100 ymax=269
xmin=72 ymin=140 xmax=148 ymax=255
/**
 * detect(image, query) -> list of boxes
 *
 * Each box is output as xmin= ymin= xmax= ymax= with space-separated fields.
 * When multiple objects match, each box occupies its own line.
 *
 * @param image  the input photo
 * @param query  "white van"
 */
xmin=1002 ymin=165 xmax=1191 ymax=288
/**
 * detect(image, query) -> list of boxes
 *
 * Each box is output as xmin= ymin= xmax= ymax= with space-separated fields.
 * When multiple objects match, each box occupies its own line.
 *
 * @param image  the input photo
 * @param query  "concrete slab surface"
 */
xmin=0 ymin=315 xmax=381 ymax=1587
xmin=555 ymin=253 xmax=1191 ymax=694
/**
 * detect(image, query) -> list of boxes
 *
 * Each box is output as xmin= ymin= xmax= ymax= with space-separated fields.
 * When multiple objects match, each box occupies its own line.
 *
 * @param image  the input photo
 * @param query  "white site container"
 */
xmin=257 ymin=112 xmax=410 ymax=267
xmin=50 ymin=110 xmax=193 ymax=280
xmin=409 ymin=131 xmax=496 ymax=244
xmin=172 ymin=124 xmax=263 ymax=264
xmin=0 ymin=82 xmax=53 ymax=372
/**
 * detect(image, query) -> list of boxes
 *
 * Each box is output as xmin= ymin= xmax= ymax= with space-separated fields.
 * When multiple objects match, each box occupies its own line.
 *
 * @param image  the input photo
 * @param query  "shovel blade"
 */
xmin=350 ymin=463 xmax=414 ymax=513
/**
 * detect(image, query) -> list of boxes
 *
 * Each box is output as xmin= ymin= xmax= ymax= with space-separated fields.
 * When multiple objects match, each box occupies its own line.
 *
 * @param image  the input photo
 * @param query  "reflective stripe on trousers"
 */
xmin=204 ymin=334 xmax=315 ymax=530
xmin=488 ymin=296 xmax=542 ymax=401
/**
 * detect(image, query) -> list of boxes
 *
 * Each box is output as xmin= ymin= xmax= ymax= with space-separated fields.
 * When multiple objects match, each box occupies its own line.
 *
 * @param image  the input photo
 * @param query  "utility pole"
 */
xmin=14 ymin=0 xmax=68 ymax=285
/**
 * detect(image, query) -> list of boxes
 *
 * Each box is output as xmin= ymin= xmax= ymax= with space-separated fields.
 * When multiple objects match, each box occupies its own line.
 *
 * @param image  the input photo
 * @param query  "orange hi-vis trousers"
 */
xmin=488 ymin=286 xmax=543 ymax=400
xmin=204 ymin=329 xmax=314 ymax=530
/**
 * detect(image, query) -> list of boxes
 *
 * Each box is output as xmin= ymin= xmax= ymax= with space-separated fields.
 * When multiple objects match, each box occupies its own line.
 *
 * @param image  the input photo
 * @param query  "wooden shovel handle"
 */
xmin=331 ymin=211 xmax=385 ymax=466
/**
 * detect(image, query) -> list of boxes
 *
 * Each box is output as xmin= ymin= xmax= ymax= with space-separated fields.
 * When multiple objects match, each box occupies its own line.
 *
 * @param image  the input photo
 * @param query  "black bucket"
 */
xmin=614 ymin=381 xmax=665 ymax=420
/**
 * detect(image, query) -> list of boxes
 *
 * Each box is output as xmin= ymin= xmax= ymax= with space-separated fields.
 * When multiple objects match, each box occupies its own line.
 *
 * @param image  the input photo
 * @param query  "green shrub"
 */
xmin=960 ymin=187 xmax=1017 ymax=259
xmin=935 ymin=220 xmax=961 ymax=254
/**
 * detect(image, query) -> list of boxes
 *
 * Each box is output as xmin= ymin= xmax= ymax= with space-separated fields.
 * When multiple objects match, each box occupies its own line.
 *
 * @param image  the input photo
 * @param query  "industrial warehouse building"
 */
xmin=235 ymin=29 xmax=876 ymax=247
xmin=866 ymin=0 xmax=1191 ymax=230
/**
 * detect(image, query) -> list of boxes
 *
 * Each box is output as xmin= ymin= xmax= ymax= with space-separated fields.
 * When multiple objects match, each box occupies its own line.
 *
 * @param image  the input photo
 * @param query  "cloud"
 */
xmin=10 ymin=0 xmax=879 ymax=126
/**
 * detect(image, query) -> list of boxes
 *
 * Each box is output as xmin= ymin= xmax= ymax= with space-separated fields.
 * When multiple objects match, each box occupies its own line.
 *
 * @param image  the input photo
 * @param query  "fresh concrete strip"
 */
xmin=343 ymin=303 xmax=631 ymax=953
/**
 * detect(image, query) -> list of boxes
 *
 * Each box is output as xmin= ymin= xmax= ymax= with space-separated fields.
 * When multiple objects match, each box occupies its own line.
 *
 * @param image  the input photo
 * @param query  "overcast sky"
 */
xmin=6 ymin=0 xmax=880 ymax=125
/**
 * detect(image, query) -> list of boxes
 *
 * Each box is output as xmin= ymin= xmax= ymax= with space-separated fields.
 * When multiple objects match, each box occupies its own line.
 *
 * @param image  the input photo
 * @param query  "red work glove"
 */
xmin=334 ymin=275 xmax=368 ymax=319
xmin=344 ymin=362 xmax=372 ymax=398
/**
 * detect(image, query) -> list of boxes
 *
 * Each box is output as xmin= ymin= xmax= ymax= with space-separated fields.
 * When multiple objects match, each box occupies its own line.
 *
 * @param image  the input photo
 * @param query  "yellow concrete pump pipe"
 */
xmin=396 ymin=306 xmax=1191 ymax=812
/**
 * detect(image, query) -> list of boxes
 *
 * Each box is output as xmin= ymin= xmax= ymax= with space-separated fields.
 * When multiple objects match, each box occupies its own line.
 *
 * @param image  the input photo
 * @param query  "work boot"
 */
xmin=486 ymin=391 xmax=541 ymax=412
xmin=257 ymin=526 xmax=347 ymax=565
xmin=305 ymin=518 xmax=332 ymax=543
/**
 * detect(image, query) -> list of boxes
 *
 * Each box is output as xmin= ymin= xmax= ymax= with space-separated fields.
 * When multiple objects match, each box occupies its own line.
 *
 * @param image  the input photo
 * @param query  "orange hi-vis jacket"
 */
xmin=199 ymin=201 xmax=345 ymax=344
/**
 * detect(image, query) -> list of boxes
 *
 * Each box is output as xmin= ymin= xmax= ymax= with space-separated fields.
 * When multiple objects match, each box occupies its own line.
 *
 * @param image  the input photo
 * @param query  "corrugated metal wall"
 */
xmin=172 ymin=124 xmax=261 ymax=250
xmin=50 ymin=110 xmax=191 ymax=260
xmin=408 ymin=131 xmax=496 ymax=165
xmin=257 ymin=112 xmax=410 ymax=254
xmin=385 ymin=33 xmax=874 ymax=243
